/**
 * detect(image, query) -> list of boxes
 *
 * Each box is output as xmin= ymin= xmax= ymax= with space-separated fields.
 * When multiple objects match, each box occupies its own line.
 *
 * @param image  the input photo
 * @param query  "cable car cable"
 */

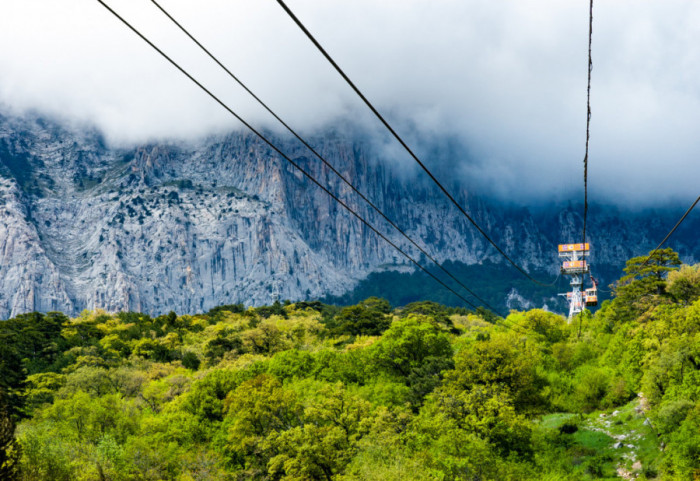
xmin=537 ymin=270 xmax=562 ymax=288
xmin=93 ymin=0 xmax=507 ymax=315
xmin=639 ymin=194 xmax=700 ymax=269
xmin=274 ymin=0 xmax=556 ymax=288
xmin=582 ymin=0 xmax=593 ymax=248
xmin=560 ymin=0 xmax=594 ymax=322
xmin=147 ymin=0 xmax=502 ymax=315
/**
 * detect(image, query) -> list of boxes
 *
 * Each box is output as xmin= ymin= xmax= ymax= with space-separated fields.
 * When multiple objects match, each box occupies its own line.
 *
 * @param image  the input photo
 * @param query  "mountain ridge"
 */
xmin=0 ymin=112 xmax=697 ymax=318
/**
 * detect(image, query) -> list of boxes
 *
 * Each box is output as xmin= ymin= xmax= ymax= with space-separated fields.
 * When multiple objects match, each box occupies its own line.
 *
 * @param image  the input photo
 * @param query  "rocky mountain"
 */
xmin=1 ymin=112 xmax=697 ymax=318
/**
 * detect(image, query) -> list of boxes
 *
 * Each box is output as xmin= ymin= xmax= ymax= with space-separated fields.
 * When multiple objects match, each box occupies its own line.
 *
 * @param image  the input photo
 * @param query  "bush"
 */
xmin=559 ymin=422 xmax=578 ymax=435
xmin=181 ymin=351 xmax=201 ymax=371
xmin=267 ymin=350 xmax=315 ymax=380
xmin=132 ymin=339 xmax=171 ymax=362
xmin=332 ymin=304 xmax=390 ymax=337
xmin=573 ymin=366 xmax=611 ymax=412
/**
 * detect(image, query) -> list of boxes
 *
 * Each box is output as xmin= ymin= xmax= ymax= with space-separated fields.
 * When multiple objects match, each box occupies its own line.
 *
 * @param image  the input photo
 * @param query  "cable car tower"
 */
xmin=558 ymin=243 xmax=597 ymax=321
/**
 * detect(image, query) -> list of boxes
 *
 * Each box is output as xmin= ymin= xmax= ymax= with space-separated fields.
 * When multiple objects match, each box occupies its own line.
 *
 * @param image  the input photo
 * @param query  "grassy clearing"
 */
xmin=538 ymin=397 xmax=664 ymax=479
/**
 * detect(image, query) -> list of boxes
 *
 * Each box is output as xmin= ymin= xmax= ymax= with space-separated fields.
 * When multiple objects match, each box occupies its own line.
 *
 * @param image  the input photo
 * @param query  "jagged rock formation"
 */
xmin=0 ymin=112 xmax=697 ymax=318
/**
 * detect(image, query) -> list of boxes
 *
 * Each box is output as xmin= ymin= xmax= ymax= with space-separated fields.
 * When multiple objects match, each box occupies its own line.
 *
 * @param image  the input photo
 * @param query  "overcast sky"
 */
xmin=1 ymin=0 xmax=699 ymax=206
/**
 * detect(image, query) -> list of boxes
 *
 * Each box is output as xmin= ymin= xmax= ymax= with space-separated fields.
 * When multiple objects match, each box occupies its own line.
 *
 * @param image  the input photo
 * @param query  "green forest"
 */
xmin=1 ymin=248 xmax=699 ymax=480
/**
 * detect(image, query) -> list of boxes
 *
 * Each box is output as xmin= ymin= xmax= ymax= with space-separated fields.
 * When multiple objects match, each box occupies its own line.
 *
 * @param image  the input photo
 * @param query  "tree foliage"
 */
xmin=2 ymin=256 xmax=700 ymax=480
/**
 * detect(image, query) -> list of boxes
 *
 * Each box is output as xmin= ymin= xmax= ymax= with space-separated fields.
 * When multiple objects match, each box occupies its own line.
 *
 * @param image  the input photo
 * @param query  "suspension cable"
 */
xmin=148 ymin=0 xmax=501 ymax=315
xmin=274 ymin=0 xmax=556 ymax=287
xmin=94 ymin=0 xmax=508 ymax=315
xmin=639 ymin=195 xmax=700 ymax=269
xmin=582 ymin=0 xmax=593 ymax=247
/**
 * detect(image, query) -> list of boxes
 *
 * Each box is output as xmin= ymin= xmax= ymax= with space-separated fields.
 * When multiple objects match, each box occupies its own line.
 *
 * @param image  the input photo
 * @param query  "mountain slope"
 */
xmin=0 ymin=112 xmax=697 ymax=317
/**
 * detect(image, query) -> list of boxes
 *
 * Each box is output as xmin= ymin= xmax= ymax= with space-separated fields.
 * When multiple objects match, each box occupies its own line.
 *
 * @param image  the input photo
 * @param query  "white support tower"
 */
xmin=558 ymin=243 xmax=590 ymax=321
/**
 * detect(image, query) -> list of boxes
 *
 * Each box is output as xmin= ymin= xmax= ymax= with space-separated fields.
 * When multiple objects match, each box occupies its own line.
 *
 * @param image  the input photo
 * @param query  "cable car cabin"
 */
xmin=585 ymin=288 xmax=598 ymax=306
xmin=561 ymin=260 xmax=589 ymax=274
xmin=558 ymin=243 xmax=590 ymax=254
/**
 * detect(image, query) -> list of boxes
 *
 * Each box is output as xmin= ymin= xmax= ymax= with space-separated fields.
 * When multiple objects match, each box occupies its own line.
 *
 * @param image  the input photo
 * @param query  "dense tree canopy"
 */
xmin=1 ymin=250 xmax=699 ymax=480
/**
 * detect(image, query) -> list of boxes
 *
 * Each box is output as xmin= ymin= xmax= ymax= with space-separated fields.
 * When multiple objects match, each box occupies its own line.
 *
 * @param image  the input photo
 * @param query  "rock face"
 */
xmin=0 ymin=112 xmax=697 ymax=318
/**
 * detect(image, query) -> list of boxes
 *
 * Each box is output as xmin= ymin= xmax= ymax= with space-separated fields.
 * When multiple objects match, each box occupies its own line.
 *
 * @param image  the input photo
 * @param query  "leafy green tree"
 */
xmin=304 ymin=384 xmax=372 ymax=445
xmin=268 ymin=349 xmax=315 ymax=380
xmin=183 ymin=368 xmax=257 ymax=422
xmin=618 ymin=248 xmax=682 ymax=289
xmin=267 ymin=424 xmax=351 ymax=480
xmin=312 ymin=349 xmax=371 ymax=385
xmin=0 ymin=338 xmax=24 ymax=416
xmin=571 ymin=366 xmax=612 ymax=412
xmin=399 ymin=301 xmax=457 ymax=332
xmin=371 ymin=317 xmax=452 ymax=378
xmin=409 ymin=398 xmax=504 ymax=479
xmin=94 ymin=434 xmax=130 ymax=481
xmin=220 ymin=374 xmax=301 ymax=473
xmin=99 ymin=334 xmax=132 ymax=359
xmin=332 ymin=304 xmax=390 ymax=337
xmin=207 ymin=303 xmax=245 ymax=317
xmin=9 ymin=312 xmax=69 ymax=373
xmin=358 ymin=297 xmax=392 ymax=314
xmin=405 ymin=355 xmax=454 ymax=410
xmin=0 ymin=312 xmax=70 ymax=415
xmin=0 ymin=393 xmax=21 ymax=481
xmin=340 ymin=407 xmax=433 ymax=481
xmin=667 ymin=264 xmax=700 ymax=305
xmin=661 ymin=404 xmax=700 ymax=479
xmin=508 ymin=309 xmax=568 ymax=344
xmin=139 ymin=373 xmax=190 ymax=414
xmin=641 ymin=335 xmax=700 ymax=406
xmin=426 ymin=384 xmax=534 ymax=458
xmin=181 ymin=351 xmax=201 ymax=371
xmin=445 ymin=333 xmax=544 ymax=412
xmin=243 ymin=322 xmax=288 ymax=354
xmin=132 ymin=338 xmax=172 ymax=362
xmin=204 ymin=330 xmax=243 ymax=365
xmin=598 ymin=322 xmax=647 ymax=391
xmin=166 ymin=310 xmax=178 ymax=327
xmin=61 ymin=366 xmax=116 ymax=397
xmin=612 ymin=248 xmax=681 ymax=322
xmin=61 ymin=316 xmax=103 ymax=349
xmin=267 ymin=385 xmax=372 ymax=480
xmin=121 ymin=434 xmax=184 ymax=480
xmin=475 ymin=306 xmax=500 ymax=325
xmin=254 ymin=300 xmax=288 ymax=319
xmin=40 ymin=391 xmax=137 ymax=444
xmin=24 ymin=372 xmax=65 ymax=410
xmin=655 ymin=400 xmax=695 ymax=436
xmin=18 ymin=424 xmax=74 ymax=481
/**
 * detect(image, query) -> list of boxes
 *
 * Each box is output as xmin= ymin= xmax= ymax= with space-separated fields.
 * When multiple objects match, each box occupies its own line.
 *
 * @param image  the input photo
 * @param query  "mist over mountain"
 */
xmin=2 ymin=1 xmax=700 ymax=205
xmin=0 ymin=111 xmax=698 ymax=319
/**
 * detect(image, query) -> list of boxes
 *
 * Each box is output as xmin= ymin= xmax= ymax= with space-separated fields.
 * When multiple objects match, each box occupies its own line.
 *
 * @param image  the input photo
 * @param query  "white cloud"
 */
xmin=1 ymin=0 xmax=699 ymax=204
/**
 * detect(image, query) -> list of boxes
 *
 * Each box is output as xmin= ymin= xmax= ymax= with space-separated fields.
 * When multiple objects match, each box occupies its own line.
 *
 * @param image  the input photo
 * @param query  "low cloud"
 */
xmin=1 ymin=0 xmax=699 ymax=205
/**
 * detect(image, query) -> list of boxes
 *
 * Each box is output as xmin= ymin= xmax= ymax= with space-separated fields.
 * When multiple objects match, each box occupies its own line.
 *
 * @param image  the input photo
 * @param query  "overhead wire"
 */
xmin=94 ymin=0 xmax=511 ymax=317
xmin=147 ymin=0 xmax=502 ymax=315
xmin=273 ymin=0 xmax=695 ymax=324
xmin=575 ymin=0 xmax=594 ymax=333
xmin=274 ymin=0 xmax=556 ymax=288
xmin=582 ymin=0 xmax=593 ymax=248
xmin=575 ymin=4 xmax=696 ymax=306
xmin=536 ymin=270 xmax=562 ymax=288
xmin=638 ymin=194 xmax=700 ymax=269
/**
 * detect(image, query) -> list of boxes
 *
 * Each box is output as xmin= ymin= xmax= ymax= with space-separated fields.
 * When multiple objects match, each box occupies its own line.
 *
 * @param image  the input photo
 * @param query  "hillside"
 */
xmin=1 ymin=112 xmax=699 ymax=318
xmin=1 ymin=250 xmax=699 ymax=480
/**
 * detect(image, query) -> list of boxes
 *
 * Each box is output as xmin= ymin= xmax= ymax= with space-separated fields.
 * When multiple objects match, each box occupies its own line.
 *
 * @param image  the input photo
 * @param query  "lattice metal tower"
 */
xmin=558 ymin=243 xmax=590 ymax=321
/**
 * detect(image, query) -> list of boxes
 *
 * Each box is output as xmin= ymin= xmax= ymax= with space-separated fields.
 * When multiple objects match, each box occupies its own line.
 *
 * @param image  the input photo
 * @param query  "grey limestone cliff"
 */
xmin=0 ymin=113 xmax=697 ymax=318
